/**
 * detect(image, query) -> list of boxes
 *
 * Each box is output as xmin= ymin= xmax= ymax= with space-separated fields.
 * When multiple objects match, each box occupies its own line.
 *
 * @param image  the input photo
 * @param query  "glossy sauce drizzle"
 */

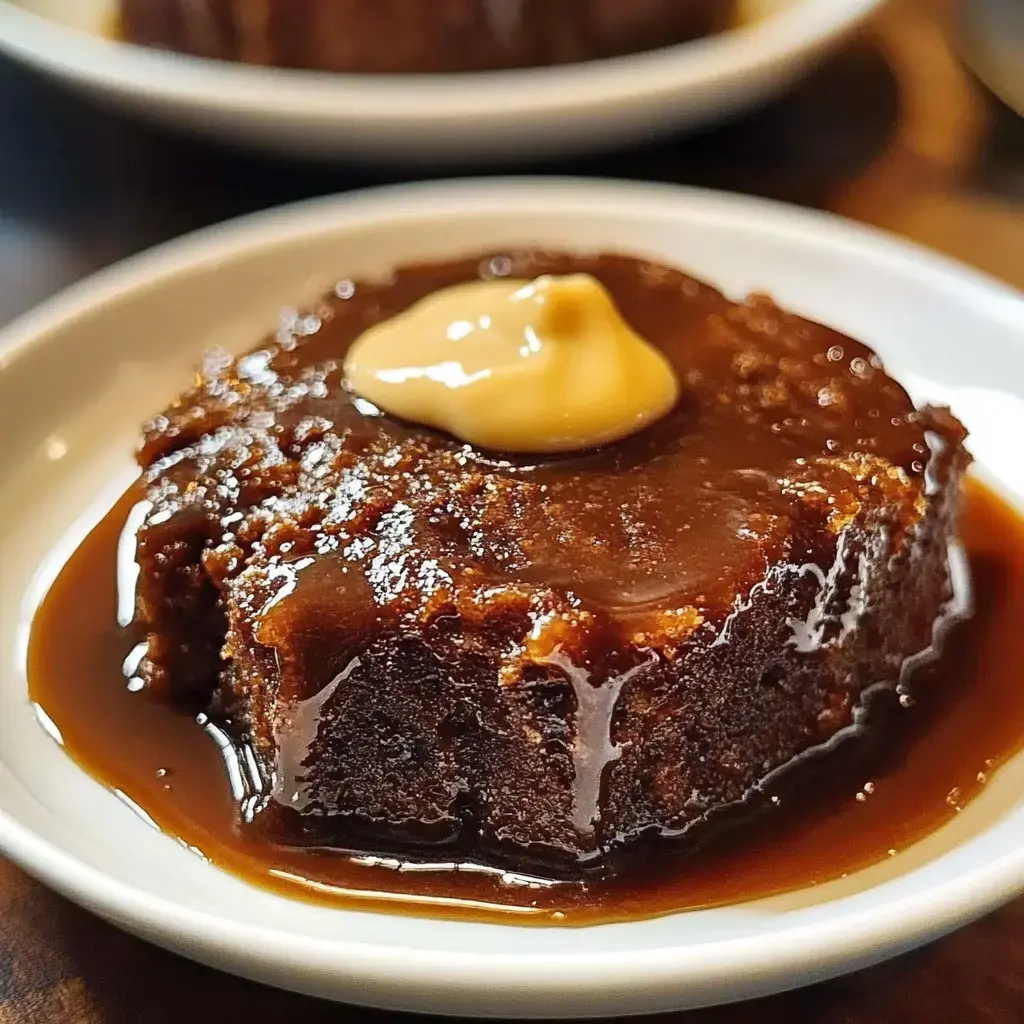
xmin=27 ymin=477 xmax=1024 ymax=925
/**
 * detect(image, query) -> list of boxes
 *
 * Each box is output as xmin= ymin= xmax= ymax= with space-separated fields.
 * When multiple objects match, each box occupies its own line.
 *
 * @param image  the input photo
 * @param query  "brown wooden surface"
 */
xmin=1 ymin=1 xmax=1023 ymax=1020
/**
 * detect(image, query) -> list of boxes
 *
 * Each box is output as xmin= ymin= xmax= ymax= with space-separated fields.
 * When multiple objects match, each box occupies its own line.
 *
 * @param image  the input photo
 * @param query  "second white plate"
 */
xmin=0 ymin=0 xmax=883 ymax=163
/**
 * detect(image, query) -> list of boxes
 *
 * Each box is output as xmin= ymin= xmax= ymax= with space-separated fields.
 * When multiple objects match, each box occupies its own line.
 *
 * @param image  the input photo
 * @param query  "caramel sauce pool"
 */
xmin=27 ymin=478 xmax=1024 ymax=925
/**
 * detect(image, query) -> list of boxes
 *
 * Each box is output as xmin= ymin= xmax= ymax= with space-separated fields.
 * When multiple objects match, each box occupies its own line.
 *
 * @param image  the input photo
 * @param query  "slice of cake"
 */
xmin=119 ymin=0 xmax=734 ymax=73
xmin=133 ymin=250 xmax=969 ymax=877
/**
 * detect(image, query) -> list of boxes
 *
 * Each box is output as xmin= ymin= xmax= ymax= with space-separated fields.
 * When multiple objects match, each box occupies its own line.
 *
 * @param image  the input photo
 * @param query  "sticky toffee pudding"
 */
xmin=29 ymin=249 xmax=1016 ymax=925
xmin=118 ymin=0 xmax=736 ymax=74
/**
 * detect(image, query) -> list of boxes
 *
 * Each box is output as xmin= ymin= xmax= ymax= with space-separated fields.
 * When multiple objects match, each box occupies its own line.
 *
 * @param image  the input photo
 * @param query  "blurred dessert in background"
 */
xmin=119 ymin=0 xmax=736 ymax=73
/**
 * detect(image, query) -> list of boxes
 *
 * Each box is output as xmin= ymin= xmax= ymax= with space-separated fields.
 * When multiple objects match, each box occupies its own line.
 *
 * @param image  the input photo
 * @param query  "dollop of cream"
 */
xmin=343 ymin=274 xmax=680 ymax=453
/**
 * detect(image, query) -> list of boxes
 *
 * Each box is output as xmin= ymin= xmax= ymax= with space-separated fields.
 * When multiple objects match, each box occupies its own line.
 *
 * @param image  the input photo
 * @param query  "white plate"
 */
xmin=959 ymin=0 xmax=1024 ymax=119
xmin=2 ymin=180 xmax=1024 ymax=1019
xmin=0 ymin=0 xmax=883 ymax=163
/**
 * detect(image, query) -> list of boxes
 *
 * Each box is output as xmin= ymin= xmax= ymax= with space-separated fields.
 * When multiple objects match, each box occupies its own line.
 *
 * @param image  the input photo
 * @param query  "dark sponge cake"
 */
xmin=119 ymin=0 xmax=734 ymax=74
xmin=134 ymin=251 xmax=969 ymax=877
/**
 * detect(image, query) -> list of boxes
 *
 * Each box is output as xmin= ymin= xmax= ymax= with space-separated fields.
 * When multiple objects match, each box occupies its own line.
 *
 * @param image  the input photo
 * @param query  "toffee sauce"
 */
xmin=26 ymin=476 xmax=1024 ymax=925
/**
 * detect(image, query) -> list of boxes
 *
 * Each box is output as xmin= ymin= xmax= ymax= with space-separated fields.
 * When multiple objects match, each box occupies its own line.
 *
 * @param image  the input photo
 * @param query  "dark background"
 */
xmin=1 ymin=0 xmax=1023 ymax=1020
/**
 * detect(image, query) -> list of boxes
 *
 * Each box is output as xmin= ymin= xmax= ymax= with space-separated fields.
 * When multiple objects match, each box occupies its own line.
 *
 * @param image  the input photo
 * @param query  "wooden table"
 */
xmin=1 ymin=1 xmax=1022 ymax=1020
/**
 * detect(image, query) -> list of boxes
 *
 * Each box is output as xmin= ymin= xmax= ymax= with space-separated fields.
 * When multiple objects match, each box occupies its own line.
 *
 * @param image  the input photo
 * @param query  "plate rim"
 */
xmin=2 ymin=178 xmax=1024 ymax=1016
xmin=0 ymin=0 xmax=884 ymax=119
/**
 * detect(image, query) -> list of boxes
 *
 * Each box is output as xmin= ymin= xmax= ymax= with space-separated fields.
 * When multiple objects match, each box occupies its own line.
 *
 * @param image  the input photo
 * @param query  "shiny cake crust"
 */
xmin=134 ymin=251 xmax=969 ymax=876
